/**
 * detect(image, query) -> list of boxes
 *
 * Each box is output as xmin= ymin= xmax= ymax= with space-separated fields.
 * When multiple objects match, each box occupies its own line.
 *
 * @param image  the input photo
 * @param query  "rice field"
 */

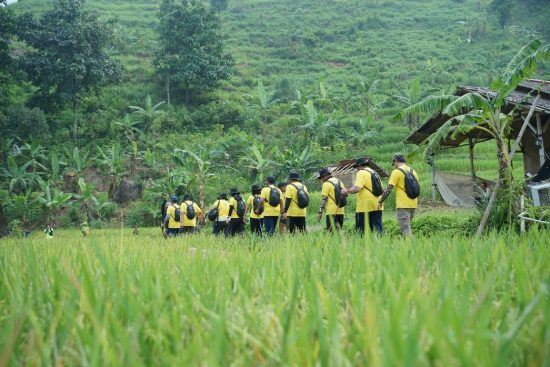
xmin=1 ymin=229 xmax=549 ymax=366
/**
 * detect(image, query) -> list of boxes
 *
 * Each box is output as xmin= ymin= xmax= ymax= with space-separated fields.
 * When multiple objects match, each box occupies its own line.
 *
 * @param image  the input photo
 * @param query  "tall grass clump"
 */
xmin=1 ymin=229 xmax=548 ymax=365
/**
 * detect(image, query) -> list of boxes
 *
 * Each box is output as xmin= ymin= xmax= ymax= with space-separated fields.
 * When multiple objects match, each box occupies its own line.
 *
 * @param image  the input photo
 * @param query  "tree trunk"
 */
xmin=166 ymin=76 xmax=171 ymax=106
xmin=72 ymin=97 xmax=78 ymax=142
xmin=199 ymin=174 xmax=205 ymax=213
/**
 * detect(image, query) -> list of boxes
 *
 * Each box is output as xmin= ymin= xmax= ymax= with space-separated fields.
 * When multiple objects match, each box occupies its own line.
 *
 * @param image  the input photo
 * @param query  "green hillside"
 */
xmin=2 ymin=0 xmax=549 ymax=230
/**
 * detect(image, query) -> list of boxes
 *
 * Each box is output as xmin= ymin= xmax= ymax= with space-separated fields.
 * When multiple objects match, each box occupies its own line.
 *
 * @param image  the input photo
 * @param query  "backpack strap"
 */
xmin=289 ymin=183 xmax=303 ymax=206
xmin=327 ymin=178 xmax=341 ymax=205
xmin=359 ymin=168 xmax=376 ymax=194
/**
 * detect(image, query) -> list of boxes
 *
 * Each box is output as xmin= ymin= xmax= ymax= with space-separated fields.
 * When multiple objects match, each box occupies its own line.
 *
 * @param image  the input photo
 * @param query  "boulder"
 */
xmin=113 ymin=179 xmax=142 ymax=204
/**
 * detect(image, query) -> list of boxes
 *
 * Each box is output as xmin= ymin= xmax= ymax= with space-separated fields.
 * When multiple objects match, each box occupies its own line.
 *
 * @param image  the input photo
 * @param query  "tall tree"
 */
xmin=0 ymin=0 xmax=19 ymax=111
xmin=18 ymin=0 xmax=122 ymax=141
xmin=154 ymin=0 xmax=233 ymax=105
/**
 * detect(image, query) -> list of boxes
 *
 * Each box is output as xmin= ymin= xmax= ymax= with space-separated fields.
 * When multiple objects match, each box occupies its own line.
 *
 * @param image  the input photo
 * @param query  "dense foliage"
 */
xmin=0 ymin=0 xmax=549 ymax=233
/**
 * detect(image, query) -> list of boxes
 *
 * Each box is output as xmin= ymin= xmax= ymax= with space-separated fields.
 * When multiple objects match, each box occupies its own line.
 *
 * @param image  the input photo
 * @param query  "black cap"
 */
xmin=229 ymin=188 xmax=240 ymax=195
xmin=393 ymin=154 xmax=406 ymax=163
xmin=288 ymin=172 xmax=301 ymax=181
xmin=251 ymin=184 xmax=261 ymax=192
xmin=266 ymin=176 xmax=276 ymax=184
xmin=317 ymin=167 xmax=331 ymax=179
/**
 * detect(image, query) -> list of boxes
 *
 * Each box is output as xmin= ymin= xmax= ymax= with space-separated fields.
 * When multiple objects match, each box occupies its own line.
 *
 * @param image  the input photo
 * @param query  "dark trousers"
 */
xmin=180 ymin=226 xmax=195 ymax=235
xmin=288 ymin=216 xmax=306 ymax=234
xmin=213 ymin=221 xmax=229 ymax=237
xmin=166 ymin=228 xmax=180 ymax=237
xmin=250 ymin=218 xmax=263 ymax=236
xmin=326 ymin=214 xmax=344 ymax=232
xmin=229 ymin=218 xmax=245 ymax=236
xmin=355 ymin=211 xmax=384 ymax=235
xmin=263 ymin=216 xmax=279 ymax=236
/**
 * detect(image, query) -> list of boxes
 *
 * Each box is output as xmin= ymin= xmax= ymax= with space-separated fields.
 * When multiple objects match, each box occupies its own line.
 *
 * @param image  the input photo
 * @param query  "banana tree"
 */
xmin=395 ymin=40 xmax=550 ymax=186
xmin=393 ymin=79 xmax=439 ymax=131
xmin=63 ymin=147 xmax=92 ymax=178
xmin=274 ymin=146 xmax=320 ymax=179
xmin=129 ymin=95 xmax=165 ymax=128
xmin=37 ymin=181 xmax=73 ymax=222
xmin=21 ymin=141 xmax=47 ymax=174
xmin=240 ymin=144 xmax=274 ymax=183
xmin=173 ymin=148 xmax=213 ymax=210
xmin=1 ymin=156 xmax=36 ymax=193
xmin=76 ymin=178 xmax=96 ymax=224
xmin=96 ymin=144 xmax=127 ymax=198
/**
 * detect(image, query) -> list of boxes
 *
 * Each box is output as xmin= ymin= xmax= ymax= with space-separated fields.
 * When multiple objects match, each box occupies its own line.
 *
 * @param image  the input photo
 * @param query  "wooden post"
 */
xmin=477 ymin=94 xmax=540 ymax=237
xmin=520 ymin=194 xmax=525 ymax=233
xmin=468 ymin=137 xmax=476 ymax=184
xmin=430 ymin=148 xmax=436 ymax=201
xmin=536 ymin=113 xmax=545 ymax=167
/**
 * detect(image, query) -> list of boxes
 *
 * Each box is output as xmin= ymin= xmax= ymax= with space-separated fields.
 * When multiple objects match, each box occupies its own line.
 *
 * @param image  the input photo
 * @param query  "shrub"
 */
xmin=126 ymin=200 xmax=158 ymax=227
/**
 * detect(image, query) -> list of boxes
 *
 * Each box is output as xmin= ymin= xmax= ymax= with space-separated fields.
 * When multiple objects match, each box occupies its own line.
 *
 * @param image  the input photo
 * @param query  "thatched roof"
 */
xmin=310 ymin=157 xmax=389 ymax=180
xmin=405 ymin=79 xmax=550 ymax=147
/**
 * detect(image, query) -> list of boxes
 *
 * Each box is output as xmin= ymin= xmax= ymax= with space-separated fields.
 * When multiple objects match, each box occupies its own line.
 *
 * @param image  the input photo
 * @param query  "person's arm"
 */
xmin=377 ymin=185 xmax=394 ymax=209
xmin=345 ymin=185 xmax=361 ymax=194
xmin=317 ymin=195 xmax=328 ymax=222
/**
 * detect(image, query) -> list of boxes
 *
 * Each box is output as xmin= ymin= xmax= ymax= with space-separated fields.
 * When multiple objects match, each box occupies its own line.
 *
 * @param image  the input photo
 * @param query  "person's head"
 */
xmin=392 ymin=154 xmax=406 ymax=168
xmin=278 ymin=181 xmax=287 ymax=192
xmin=265 ymin=176 xmax=276 ymax=185
xmin=229 ymin=188 xmax=240 ymax=197
xmin=288 ymin=171 xmax=301 ymax=182
xmin=480 ymin=181 xmax=488 ymax=189
xmin=219 ymin=193 xmax=228 ymax=200
xmin=353 ymin=157 xmax=370 ymax=170
xmin=183 ymin=194 xmax=192 ymax=201
xmin=171 ymin=195 xmax=179 ymax=203
xmin=317 ymin=167 xmax=331 ymax=182
xmin=251 ymin=184 xmax=261 ymax=195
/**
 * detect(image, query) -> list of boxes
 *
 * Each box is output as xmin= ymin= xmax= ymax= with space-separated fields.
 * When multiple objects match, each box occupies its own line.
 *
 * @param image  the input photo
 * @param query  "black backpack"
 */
xmin=207 ymin=201 xmax=220 ymax=222
xmin=235 ymin=195 xmax=246 ymax=217
xmin=253 ymin=196 xmax=264 ymax=215
xmin=363 ymin=168 xmax=383 ymax=196
xmin=173 ymin=206 xmax=181 ymax=222
xmin=329 ymin=179 xmax=347 ymax=208
xmin=185 ymin=201 xmax=196 ymax=220
xmin=290 ymin=183 xmax=309 ymax=209
xmin=268 ymin=187 xmax=281 ymax=207
xmin=398 ymin=167 xmax=420 ymax=199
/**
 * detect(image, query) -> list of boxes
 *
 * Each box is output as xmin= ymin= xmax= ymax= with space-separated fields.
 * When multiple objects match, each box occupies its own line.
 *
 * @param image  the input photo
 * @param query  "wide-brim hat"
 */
xmin=288 ymin=172 xmax=301 ymax=180
xmin=353 ymin=157 xmax=370 ymax=167
xmin=229 ymin=188 xmax=240 ymax=195
xmin=317 ymin=167 xmax=331 ymax=179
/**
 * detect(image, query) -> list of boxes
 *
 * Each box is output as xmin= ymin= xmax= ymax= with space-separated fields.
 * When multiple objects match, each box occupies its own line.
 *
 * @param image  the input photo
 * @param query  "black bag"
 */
xmin=329 ymin=179 xmax=347 ymax=208
xmin=173 ymin=207 xmax=181 ymax=222
xmin=398 ymin=167 xmax=420 ymax=199
xmin=185 ymin=202 xmax=196 ymax=220
xmin=268 ymin=187 xmax=281 ymax=207
xmin=253 ymin=196 xmax=264 ymax=215
xmin=235 ymin=195 xmax=246 ymax=217
xmin=363 ymin=168 xmax=383 ymax=196
xmin=160 ymin=199 xmax=168 ymax=219
xmin=207 ymin=201 xmax=220 ymax=222
xmin=291 ymin=183 xmax=309 ymax=209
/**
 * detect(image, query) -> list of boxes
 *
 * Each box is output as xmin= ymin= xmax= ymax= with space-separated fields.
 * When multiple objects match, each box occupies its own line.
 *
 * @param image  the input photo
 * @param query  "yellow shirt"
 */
xmin=260 ymin=185 xmax=282 ymax=216
xmin=246 ymin=194 xmax=264 ymax=219
xmin=321 ymin=177 xmax=345 ymax=215
xmin=211 ymin=199 xmax=230 ymax=218
xmin=229 ymin=196 xmax=244 ymax=219
xmin=388 ymin=165 xmax=419 ymax=209
xmin=285 ymin=182 xmax=308 ymax=217
xmin=166 ymin=204 xmax=181 ymax=229
xmin=355 ymin=168 xmax=384 ymax=213
xmin=181 ymin=200 xmax=202 ymax=227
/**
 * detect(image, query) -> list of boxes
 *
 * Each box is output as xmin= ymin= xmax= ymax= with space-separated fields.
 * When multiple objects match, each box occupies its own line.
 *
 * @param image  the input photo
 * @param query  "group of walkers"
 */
xmin=161 ymin=154 xmax=420 ymax=238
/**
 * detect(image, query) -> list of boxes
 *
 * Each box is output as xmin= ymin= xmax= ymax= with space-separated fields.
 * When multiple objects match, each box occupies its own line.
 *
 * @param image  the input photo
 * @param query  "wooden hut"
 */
xmin=311 ymin=158 xmax=389 ymax=188
xmin=404 ymin=79 xmax=550 ymax=205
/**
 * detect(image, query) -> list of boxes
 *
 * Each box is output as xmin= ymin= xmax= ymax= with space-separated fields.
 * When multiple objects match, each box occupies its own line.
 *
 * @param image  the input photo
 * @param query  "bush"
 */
xmin=383 ymin=211 xmax=479 ymax=237
xmin=126 ymin=200 xmax=158 ymax=227
xmin=0 ymin=105 xmax=50 ymax=142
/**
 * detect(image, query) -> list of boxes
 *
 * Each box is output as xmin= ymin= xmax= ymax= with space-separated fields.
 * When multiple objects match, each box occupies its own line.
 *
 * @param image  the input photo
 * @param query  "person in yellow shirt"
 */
xmin=210 ymin=193 xmax=231 ymax=237
xmin=281 ymin=172 xmax=308 ymax=234
xmin=180 ymin=194 xmax=203 ymax=235
xmin=316 ymin=168 xmax=346 ymax=232
xmin=163 ymin=195 xmax=181 ymax=237
xmin=342 ymin=158 xmax=384 ymax=235
xmin=228 ymin=188 xmax=246 ymax=236
xmin=258 ymin=176 xmax=284 ymax=236
xmin=377 ymin=154 xmax=419 ymax=237
xmin=244 ymin=184 xmax=264 ymax=236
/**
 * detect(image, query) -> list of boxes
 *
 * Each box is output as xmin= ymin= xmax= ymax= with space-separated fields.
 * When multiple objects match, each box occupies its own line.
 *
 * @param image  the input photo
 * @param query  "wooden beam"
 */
xmin=536 ymin=113 xmax=545 ymax=167
xmin=468 ymin=137 xmax=476 ymax=184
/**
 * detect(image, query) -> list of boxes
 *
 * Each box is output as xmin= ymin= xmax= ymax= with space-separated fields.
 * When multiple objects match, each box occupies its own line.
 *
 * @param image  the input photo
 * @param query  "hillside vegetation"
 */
xmin=1 ymin=0 xmax=549 ymax=231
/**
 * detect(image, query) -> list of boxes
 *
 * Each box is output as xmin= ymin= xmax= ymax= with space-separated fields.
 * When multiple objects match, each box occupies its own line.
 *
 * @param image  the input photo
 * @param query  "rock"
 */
xmin=113 ymin=179 xmax=142 ymax=204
